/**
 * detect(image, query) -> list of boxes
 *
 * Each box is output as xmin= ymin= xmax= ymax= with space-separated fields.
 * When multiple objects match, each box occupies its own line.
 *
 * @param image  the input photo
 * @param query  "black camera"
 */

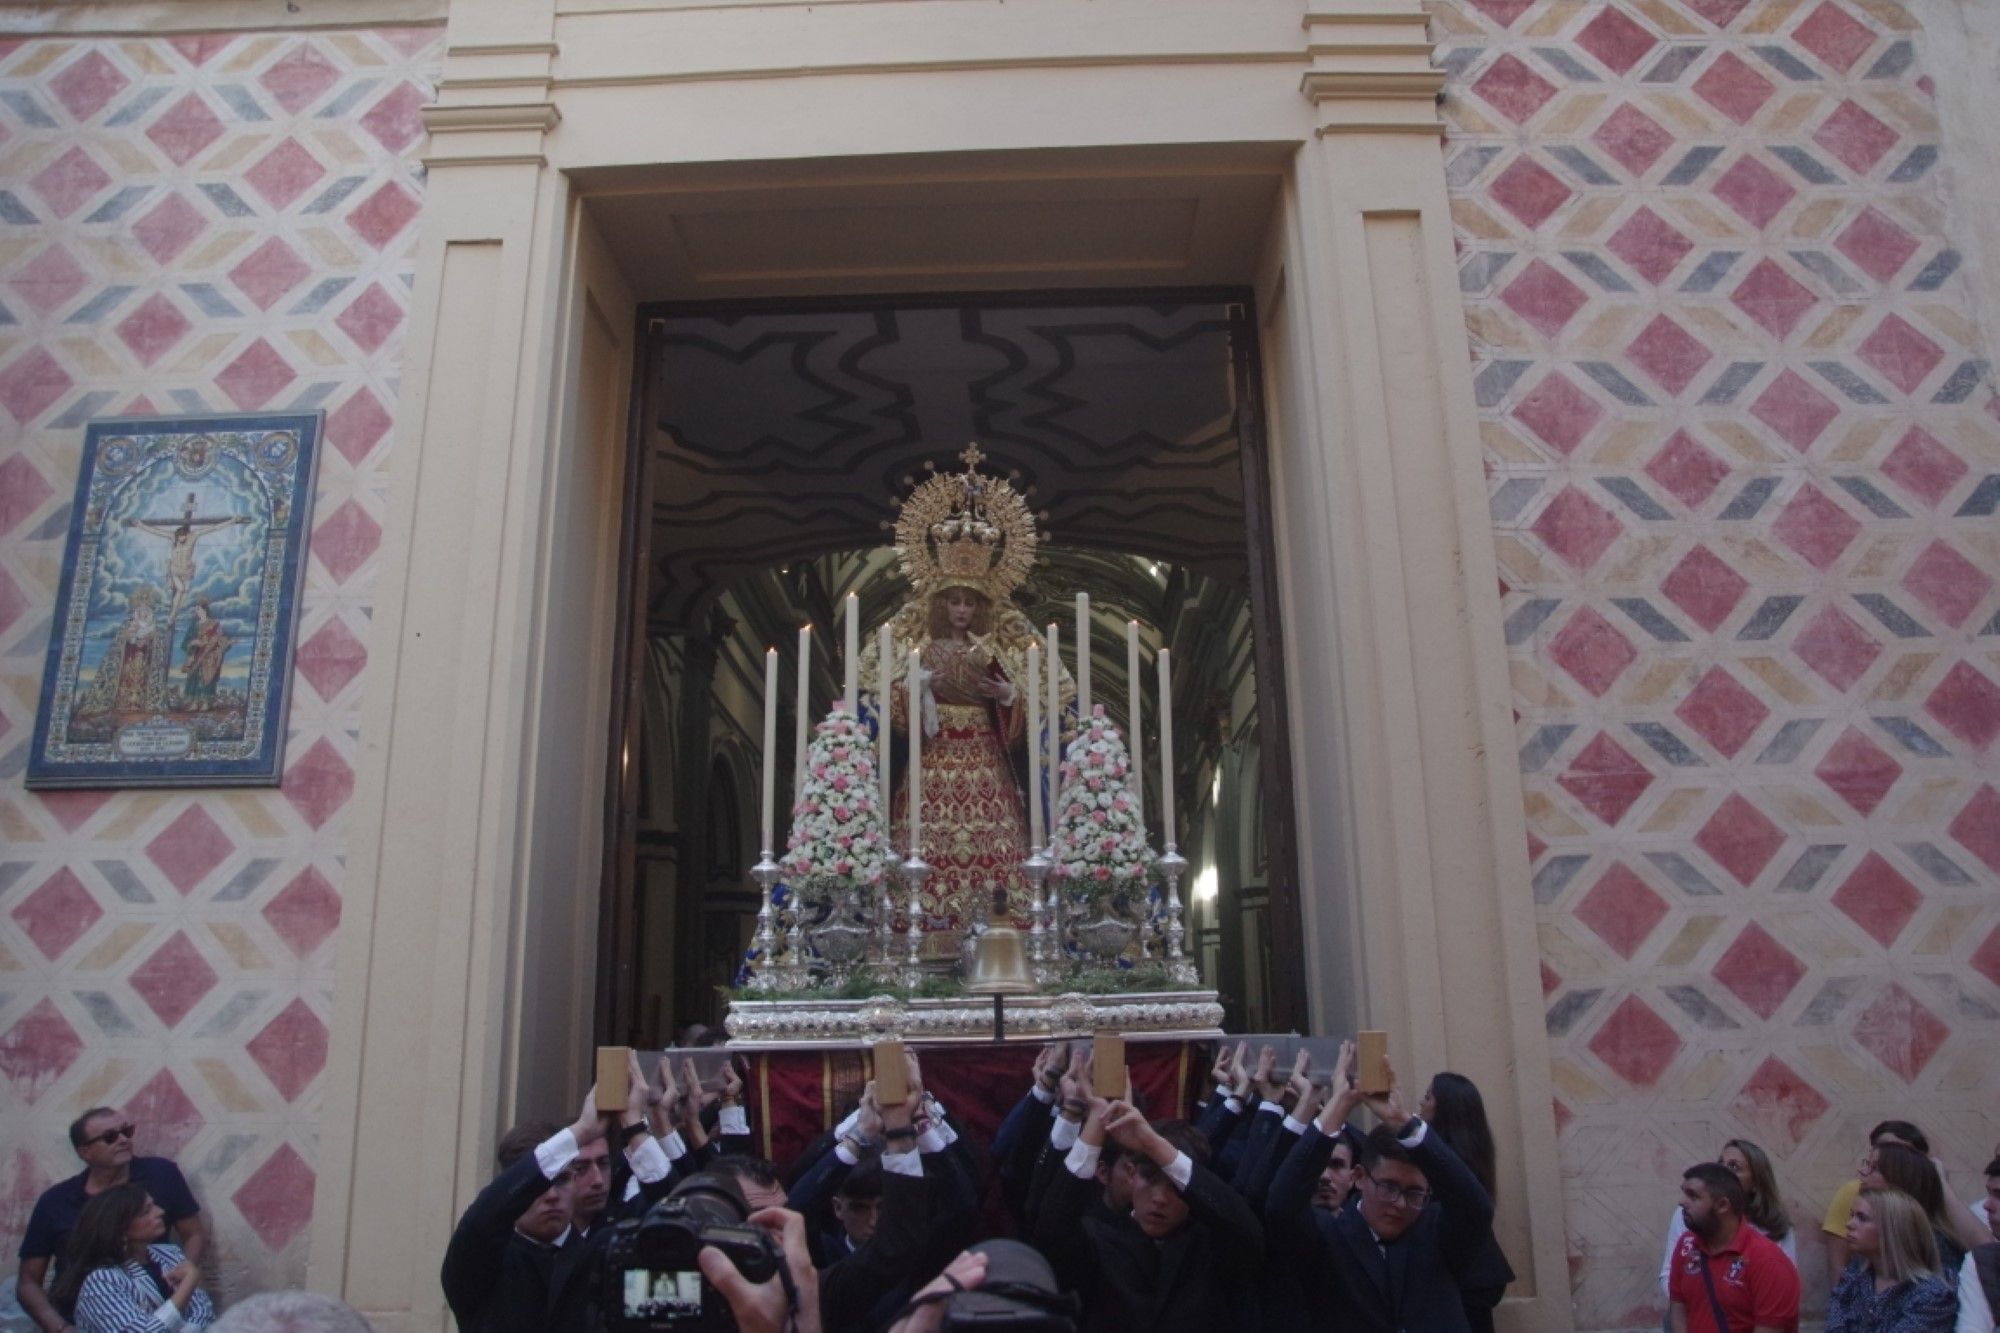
xmin=601 ymin=1171 xmax=780 ymax=1331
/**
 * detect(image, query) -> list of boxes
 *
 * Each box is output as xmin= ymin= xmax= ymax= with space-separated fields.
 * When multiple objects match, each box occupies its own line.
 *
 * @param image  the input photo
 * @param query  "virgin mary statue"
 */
xmin=863 ymin=446 xmax=1074 ymax=953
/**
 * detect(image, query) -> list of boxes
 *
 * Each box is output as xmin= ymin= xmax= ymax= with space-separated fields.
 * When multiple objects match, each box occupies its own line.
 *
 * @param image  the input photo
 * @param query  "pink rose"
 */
xmin=1114 ymin=799 xmax=1129 ymax=813
xmin=837 ymin=835 xmax=851 ymax=849
xmin=1095 ymin=865 xmax=1111 ymax=881
xmin=833 ymin=746 xmax=849 ymax=761
xmin=1087 ymin=777 xmax=1104 ymax=792
xmin=832 ymin=805 xmax=850 ymax=820
xmin=1092 ymin=810 xmax=1108 ymax=825
xmin=836 ymin=859 xmax=852 ymax=876
xmin=1068 ymin=803 xmax=1085 ymax=818
xmin=1090 ymin=726 xmax=1104 ymax=741
xmin=833 ymin=775 xmax=849 ymax=791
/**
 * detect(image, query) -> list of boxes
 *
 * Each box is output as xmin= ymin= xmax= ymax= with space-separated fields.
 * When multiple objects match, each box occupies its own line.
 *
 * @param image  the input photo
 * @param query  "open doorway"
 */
xmin=598 ymin=291 xmax=1307 ymax=1045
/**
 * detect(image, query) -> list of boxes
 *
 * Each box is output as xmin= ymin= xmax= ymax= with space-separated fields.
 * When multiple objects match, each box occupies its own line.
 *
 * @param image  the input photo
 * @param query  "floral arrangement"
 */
xmin=1047 ymin=704 xmax=1155 ymax=895
xmin=782 ymin=707 xmax=892 ymax=897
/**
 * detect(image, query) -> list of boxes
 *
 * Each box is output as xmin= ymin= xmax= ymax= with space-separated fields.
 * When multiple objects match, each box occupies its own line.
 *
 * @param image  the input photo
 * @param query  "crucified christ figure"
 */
xmin=123 ymin=492 xmax=249 ymax=637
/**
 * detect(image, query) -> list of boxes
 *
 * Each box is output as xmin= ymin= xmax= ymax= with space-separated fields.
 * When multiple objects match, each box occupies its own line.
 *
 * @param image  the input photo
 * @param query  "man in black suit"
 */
xmin=1032 ymin=1092 xmax=1264 ymax=1333
xmin=1265 ymin=1044 xmax=1495 ymax=1333
xmin=440 ymin=1053 xmax=674 ymax=1333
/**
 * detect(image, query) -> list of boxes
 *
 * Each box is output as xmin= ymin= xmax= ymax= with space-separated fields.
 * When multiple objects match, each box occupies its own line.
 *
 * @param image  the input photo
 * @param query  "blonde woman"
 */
xmin=1828 ymin=1188 xmax=1959 ymax=1333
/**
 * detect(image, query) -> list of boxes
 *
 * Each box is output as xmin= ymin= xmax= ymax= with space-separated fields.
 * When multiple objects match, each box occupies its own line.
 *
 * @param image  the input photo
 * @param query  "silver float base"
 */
xmin=723 ymin=989 xmax=1224 ymax=1047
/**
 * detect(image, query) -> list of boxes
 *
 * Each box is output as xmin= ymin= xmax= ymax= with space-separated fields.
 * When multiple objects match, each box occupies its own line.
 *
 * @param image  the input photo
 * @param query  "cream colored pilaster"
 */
xmin=308 ymin=0 xmax=579 ymax=1326
xmin=1288 ymin=3 xmax=1570 ymax=1327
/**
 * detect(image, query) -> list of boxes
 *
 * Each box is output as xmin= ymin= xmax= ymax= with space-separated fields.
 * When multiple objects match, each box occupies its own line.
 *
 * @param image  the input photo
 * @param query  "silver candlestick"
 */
xmin=1156 ymin=846 xmax=1196 ymax=985
xmin=900 ymin=854 xmax=931 ymax=986
xmin=749 ymin=855 xmax=782 ymax=991
xmin=1021 ymin=848 xmax=1052 ymax=981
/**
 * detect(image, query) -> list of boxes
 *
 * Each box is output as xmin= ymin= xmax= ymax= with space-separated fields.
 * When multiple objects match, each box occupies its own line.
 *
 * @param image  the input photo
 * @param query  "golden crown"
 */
xmin=892 ymin=444 xmax=1038 ymax=603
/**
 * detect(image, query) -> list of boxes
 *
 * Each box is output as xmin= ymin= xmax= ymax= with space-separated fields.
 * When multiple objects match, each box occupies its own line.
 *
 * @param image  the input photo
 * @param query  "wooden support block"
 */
xmin=1357 ymin=1030 xmax=1389 ymax=1095
xmin=874 ymin=1040 xmax=908 ymax=1104
xmin=1092 ymin=1033 xmax=1126 ymax=1098
xmin=596 ymin=1046 xmax=630 ymax=1109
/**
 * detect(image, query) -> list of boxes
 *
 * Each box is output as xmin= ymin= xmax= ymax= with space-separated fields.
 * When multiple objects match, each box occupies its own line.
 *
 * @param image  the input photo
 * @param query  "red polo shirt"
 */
xmin=1667 ymin=1223 xmax=1800 ymax=1333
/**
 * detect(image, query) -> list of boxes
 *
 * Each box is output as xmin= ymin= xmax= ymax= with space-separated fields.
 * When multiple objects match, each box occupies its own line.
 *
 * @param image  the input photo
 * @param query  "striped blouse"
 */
xmin=72 ymin=1243 xmax=216 ymax=1333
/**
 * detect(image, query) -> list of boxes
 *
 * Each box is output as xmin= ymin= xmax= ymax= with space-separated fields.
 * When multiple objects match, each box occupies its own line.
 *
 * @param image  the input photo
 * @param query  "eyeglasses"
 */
xmin=88 ymin=1124 xmax=137 ymax=1148
xmin=1365 ymin=1173 xmax=1432 ymax=1210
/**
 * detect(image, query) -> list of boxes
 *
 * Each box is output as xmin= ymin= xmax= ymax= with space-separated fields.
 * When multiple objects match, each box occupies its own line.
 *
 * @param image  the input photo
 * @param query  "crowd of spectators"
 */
xmin=9 ymin=1039 xmax=1999 ymax=1332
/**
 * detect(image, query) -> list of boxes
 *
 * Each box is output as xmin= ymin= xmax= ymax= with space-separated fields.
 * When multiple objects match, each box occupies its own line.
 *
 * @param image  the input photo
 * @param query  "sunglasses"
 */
xmin=87 ymin=1124 xmax=137 ymax=1148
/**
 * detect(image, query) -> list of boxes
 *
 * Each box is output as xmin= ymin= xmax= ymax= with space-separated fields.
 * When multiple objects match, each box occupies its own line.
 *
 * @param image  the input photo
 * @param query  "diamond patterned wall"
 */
xmin=0 ymin=27 xmax=439 ymax=1298
xmin=1432 ymin=1 xmax=2000 ymax=1327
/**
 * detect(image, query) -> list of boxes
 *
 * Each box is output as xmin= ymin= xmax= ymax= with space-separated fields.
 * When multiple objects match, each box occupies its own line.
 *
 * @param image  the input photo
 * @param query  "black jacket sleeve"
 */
xmin=1411 ymin=1126 xmax=1496 ymax=1278
xmin=1029 ymin=1153 xmax=1099 ymax=1297
xmin=1180 ymin=1158 xmax=1266 ymax=1286
xmin=440 ymin=1151 xmax=558 ymax=1329
xmin=1229 ymin=1107 xmax=1283 ymax=1197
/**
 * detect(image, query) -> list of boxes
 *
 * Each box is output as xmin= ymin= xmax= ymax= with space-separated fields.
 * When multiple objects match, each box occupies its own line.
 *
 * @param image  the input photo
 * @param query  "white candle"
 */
xmin=908 ymin=646 xmax=923 ymax=856
xmin=1045 ymin=623 xmax=1060 ymax=800
xmin=1075 ymin=593 xmax=1091 ymax=720
xmin=1126 ymin=619 xmax=1144 ymax=833
xmin=843 ymin=592 xmax=859 ymax=718
xmin=1027 ymin=642 xmax=1043 ymax=850
xmin=794 ymin=624 xmax=811 ymax=808
xmin=877 ymin=622 xmax=893 ymax=817
xmin=1158 ymin=646 xmax=1175 ymax=848
xmin=760 ymin=646 xmax=778 ymax=853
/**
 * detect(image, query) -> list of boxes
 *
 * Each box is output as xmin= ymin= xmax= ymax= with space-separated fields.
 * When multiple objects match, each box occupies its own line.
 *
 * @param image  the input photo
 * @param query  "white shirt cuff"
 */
xmin=534 ymin=1128 xmax=580 ymax=1181
xmin=1257 ymin=1100 xmax=1283 ymax=1117
xmin=1065 ymin=1140 xmax=1101 ymax=1179
xmin=626 ymin=1135 xmax=672 ymax=1184
xmin=882 ymin=1149 xmax=923 ymax=1178
xmin=1029 ymin=1083 xmax=1056 ymax=1105
xmin=719 ymin=1105 xmax=749 ymax=1136
xmin=1397 ymin=1118 xmax=1428 ymax=1148
xmin=917 ymin=1125 xmax=948 ymax=1155
xmin=622 ymin=1176 xmax=641 ymax=1202
xmin=1163 ymin=1151 xmax=1194 ymax=1192
xmin=932 ymin=1115 xmax=958 ymax=1146
xmin=1223 ymin=1096 xmax=1244 ymax=1115
xmin=837 ymin=1107 xmax=861 ymax=1138
xmin=1050 ymin=1115 xmax=1081 ymax=1151
xmin=1283 ymin=1114 xmax=1311 ymax=1136
xmin=835 ymin=1139 xmax=862 ymax=1167
xmin=153 ymin=1301 xmax=186 ymax=1332
xmin=659 ymin=1129 xmax=688 ymax=1162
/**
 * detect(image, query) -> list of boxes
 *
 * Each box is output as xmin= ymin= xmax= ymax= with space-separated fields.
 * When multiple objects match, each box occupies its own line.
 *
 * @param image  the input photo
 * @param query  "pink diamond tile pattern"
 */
xmin=0 ymin=26 xmax=439 ymax=1303
xmin=1439 ymin=1 xmax=2000 ymax=1325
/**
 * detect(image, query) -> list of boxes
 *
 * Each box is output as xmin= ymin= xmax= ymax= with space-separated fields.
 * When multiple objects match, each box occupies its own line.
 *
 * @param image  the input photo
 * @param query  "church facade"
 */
xmin=0 ymin=2 xmax=1995 ymax=1329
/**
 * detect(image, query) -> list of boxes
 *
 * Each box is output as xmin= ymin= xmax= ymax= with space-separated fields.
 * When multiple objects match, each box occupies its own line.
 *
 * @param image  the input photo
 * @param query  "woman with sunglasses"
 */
xmin=17 ymin=1110 xmax=203 ymax=1333
xmin=45 ymin=1184 xmax=215 ymax=1333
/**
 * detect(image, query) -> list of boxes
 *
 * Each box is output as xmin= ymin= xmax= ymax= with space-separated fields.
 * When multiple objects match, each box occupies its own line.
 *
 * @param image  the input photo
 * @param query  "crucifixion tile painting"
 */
xmin=28 ymin=412 xmax=322 ymax=787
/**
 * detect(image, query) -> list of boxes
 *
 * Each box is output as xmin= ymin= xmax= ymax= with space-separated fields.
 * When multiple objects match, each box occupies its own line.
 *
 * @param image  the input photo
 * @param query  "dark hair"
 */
xmin=68 ymin=1107 xmax=120 ymax=1150
xmin=1427 ymin=1072 xmax=1498 ymax=1200
xmin=708 ymin=1155 xmax=784 ymax=1196
xmin=1870 ymin=1120 xmax=1930 ymax=1155
xmin=1720 ymin=1139 xmax=1790 ymax=1241
xmin=48 ymin=1184 xmax=153 ymax=1316
xmin=1984 ymin=1157 xmax=2000 ymax=1180
xmin=1684 ymin=1162 xmax=1747 ymax=1215
xmin=1152 ymin=1119 xmax=1210 ymax=1168
xmin=495 ymin=1120 xmax=559 ymax=1172
xmin=1361 ymin=1124 xmax=1424 ymax=1176
xmin=836 ymin=1157 xmax=883 ymax=1201
xmin=1871 ymin=1142 xmax=1947 ymax=1228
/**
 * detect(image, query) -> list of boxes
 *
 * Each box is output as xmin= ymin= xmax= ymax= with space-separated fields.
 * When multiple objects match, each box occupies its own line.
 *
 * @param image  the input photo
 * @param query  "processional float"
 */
xmin=725 ymin=446 xmax=1223 ymax=1047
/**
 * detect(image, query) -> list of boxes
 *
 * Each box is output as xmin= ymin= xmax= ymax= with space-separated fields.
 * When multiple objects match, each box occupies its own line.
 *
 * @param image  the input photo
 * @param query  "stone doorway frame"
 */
xmin=308 ymin=3 xmax=1573 ymax=1328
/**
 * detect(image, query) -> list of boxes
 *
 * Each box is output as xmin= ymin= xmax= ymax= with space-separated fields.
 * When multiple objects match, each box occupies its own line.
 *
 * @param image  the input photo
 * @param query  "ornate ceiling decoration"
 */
xmin=643 ymin=296 xmax=1249 ymax=634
